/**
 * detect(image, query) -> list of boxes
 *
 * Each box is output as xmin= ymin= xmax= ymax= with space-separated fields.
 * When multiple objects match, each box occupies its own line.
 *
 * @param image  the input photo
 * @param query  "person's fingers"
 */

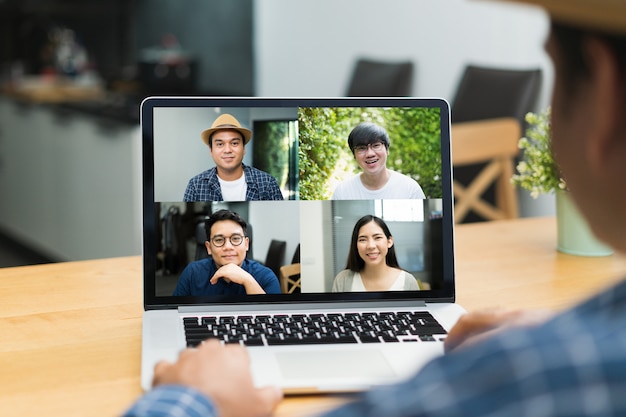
xmin=179 ymin=347 xmax=196 ymax=356
xmin=222 ymin=342 xmax=252 ymax=369
xmin=445 ymin=309 xmax=553 ymax=353
xmin=445 ymin=309 xmax=520 ymax=352
xmin=253 ymin=386 xmax=284 ymax=415
xmin=152 ymin=359 xmax=173 ymax=386
xmin=199 ymin=338 xmax=222 ymax=350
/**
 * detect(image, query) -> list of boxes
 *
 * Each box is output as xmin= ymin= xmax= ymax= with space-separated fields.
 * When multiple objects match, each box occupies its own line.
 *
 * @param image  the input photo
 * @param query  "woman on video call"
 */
xmin=331 ymin=214 xmax=422 ymax=292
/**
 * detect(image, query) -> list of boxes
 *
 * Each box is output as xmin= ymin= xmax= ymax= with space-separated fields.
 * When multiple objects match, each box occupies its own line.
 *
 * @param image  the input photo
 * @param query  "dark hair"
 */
xmin=345 ymin=215 xmax=400 ymax=272
xmin=204 ymin=209 xmax=248 ymax=239
xmin=347 ymin=122 xmax=390 ymax=154
xmin=551 ymin=21 xmax=626 ymax=101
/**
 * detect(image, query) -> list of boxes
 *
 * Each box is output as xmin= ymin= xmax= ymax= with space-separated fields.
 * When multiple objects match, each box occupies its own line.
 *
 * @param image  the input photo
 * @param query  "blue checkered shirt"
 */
xmin=124 ymin=278 xmax=626 ymax=417
xmin=123 ymin=385 xmax=214 ymax=417
xmin=183 ymin=164 xmax=283 ymax=201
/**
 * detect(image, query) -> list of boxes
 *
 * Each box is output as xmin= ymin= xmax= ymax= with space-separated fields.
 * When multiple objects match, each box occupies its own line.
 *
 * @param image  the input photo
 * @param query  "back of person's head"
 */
xmin=489 ymin=0 xmax=626 ymax=104
xmin=346 ymin=214 xmax=400 ymax=272
xmin=551 ymin=21 xmax=626 ymax=104
xmin=204 ymin=209 xmax=248 ymax=240
xmin=347 ymin=122 xmax=391 ymax=153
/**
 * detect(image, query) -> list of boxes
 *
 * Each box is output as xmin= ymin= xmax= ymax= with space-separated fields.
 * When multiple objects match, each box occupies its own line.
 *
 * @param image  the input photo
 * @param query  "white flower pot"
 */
xmin=556 ymin=189 xmax=613 ymax=256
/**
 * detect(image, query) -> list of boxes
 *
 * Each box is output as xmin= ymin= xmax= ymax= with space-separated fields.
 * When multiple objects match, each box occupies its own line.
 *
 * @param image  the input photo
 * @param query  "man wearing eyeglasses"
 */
xmin=331 ymin=122 xmax=426 ymax=199
xmin=172 ymin=209 xmax=281 ymax=296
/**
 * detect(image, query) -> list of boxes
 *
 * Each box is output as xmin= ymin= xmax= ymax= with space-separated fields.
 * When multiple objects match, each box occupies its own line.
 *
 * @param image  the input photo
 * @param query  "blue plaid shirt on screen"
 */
xmin=124 ymin=278 xmax=626 ymax=417
xmin=183 ymin=164 xmax=283 ymax=202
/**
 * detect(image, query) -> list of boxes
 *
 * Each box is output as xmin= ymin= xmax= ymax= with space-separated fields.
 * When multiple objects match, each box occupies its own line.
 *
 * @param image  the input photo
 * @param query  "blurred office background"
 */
xmin=0 ymin=0 xmax=554 ymax=266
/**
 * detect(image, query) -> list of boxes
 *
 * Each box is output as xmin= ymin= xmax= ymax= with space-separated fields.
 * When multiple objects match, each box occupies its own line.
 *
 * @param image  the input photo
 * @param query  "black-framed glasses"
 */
xmin=210 ymin=234 xmax=245 ymax=247
xmin=353 ymin=141 xmax=385 ymax=155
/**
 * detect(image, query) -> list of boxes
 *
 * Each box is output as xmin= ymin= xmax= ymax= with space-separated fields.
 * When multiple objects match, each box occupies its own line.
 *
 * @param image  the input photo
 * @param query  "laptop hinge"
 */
xmin=178 ymin=300 xmax=428 ymax=314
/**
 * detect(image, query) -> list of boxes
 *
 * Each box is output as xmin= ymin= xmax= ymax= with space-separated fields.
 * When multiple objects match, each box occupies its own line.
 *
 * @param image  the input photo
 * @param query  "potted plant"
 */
xmin=512 ymin=107 xmax=612 ymax=256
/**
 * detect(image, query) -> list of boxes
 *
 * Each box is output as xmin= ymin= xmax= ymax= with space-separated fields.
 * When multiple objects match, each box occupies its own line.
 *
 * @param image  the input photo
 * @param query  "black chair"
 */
xmin=194 ymin=220 xmax=209 ymax=261
xmin=451 ymin=65 xmax=542 ymax=126
xmin=262 ymin=239 xmax=286 ymax=279
xmin=451 ymin=65 xmax=542 ymax=223
xmin=346 ymin=58 xmax=414 ymax=97
xmin=291 ymin=243 xmax=300 ymax=264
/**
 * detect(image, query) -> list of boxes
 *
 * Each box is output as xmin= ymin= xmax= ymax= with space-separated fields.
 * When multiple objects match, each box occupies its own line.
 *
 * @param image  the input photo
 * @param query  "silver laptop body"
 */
xmin=140 ymin=97 xmax=465 ymax=393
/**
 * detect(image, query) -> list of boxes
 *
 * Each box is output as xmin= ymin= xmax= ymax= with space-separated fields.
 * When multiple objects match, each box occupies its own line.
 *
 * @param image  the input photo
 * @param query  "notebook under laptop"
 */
xmin=140 ymin=97 xmax=465 ymax=393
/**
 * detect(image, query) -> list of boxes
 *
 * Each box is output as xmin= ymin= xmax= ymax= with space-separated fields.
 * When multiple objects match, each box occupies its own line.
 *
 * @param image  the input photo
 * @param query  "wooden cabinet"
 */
xmin=0 ymin=97 xmax=141 ymax=261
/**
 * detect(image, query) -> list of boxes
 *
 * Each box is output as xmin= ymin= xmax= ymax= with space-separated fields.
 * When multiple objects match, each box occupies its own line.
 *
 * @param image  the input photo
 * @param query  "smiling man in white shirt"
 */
xmin=332 ymin=122 xmax=426 ymax=200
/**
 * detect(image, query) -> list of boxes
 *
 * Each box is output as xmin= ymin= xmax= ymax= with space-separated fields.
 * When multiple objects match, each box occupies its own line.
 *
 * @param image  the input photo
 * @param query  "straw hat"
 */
xmin=490 ymin=0 xmax=626 ymax=35
xmin=201 ymin=114 xmax=252 ymax=146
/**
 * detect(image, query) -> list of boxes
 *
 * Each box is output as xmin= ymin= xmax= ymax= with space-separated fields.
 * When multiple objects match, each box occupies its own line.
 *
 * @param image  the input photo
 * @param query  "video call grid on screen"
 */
xmin=142 ymin=98 xmax=455 ymax=306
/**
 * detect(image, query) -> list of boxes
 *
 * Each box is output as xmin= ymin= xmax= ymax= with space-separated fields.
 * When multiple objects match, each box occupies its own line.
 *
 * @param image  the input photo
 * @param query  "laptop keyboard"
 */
xmin=183 ymin=311 xmax=447 ymax=348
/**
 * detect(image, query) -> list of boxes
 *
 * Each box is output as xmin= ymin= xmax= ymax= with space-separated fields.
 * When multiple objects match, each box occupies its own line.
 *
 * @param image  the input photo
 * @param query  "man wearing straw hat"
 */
xmin=184 ymin=113 xmax=284 ymax=201
xmin=126 ymin=0 xmax=626 ymax=415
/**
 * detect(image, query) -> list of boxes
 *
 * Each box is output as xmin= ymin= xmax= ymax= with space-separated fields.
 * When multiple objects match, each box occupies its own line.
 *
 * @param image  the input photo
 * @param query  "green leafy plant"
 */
xmin=512 ymin=107 xmax=567 ymax=198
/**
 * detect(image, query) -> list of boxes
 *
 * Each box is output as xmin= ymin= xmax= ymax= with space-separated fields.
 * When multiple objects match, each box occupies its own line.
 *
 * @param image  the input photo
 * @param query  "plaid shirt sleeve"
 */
xmin=125 ymin=280 xmax=626 ymax=417
xmin=321 ymin=279 xmax=626 ymax=417
xmin=122 ymin=385 xmax=216 ymax=417
xmin=243 ymin=165 xmax=284 ymax=200
xmin=184 ymin=169 xmax=222 ymax=202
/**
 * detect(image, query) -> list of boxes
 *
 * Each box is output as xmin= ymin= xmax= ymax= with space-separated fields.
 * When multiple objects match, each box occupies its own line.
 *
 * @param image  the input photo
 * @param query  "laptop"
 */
xmin=140 ymin=97 xmax=466 ymax=393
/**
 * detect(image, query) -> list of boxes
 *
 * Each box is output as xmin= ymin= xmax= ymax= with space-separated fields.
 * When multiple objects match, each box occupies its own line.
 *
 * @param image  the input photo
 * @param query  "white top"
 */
xmin=218 ymin=174 xmax=247 ymax=201
xmin=350 ymin=271 xmax=406 ymax=291
xmin=332 ymin=170 xmax=426 ymax=200
xmin=331 ymin=269 xmax=422 ymax=292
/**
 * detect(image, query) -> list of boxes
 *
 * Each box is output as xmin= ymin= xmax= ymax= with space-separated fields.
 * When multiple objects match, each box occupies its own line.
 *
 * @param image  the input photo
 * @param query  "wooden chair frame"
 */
xmin=452 ymin=118 xmax=521 ymax=223
xmin=279 ymin=263 xmax=301 ymax=294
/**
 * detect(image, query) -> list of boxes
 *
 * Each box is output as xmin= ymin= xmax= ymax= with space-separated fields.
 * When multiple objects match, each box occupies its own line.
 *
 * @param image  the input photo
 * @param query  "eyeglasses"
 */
xmin=210 ymin=234 xmax=245 ymax=247
xmin=353 ymin=142 xmax=385 ymax=155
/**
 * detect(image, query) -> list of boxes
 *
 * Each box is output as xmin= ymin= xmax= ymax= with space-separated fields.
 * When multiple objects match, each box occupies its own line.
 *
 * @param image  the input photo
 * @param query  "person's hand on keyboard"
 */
xmin=444 ymin=308 xmax=552 ymax=353
xmin=152 ymin=339 xmax=283 ymax=417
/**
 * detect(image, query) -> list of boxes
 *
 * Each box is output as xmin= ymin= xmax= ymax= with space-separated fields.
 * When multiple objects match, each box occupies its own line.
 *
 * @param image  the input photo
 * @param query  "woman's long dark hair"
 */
xmin=345 ymin=215 xmax=400 ymax=272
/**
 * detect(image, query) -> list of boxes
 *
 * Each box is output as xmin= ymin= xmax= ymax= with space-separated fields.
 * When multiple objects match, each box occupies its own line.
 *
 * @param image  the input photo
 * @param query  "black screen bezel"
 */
xmin=141 ymin=97 xmax=455 ymax=310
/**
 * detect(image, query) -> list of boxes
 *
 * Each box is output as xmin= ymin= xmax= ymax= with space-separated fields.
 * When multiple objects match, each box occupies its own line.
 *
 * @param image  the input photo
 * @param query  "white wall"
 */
xmin=254 ymin=0 xmax=557 ymax=217
xmin=248 ymin=200 xmax=300 ymax=271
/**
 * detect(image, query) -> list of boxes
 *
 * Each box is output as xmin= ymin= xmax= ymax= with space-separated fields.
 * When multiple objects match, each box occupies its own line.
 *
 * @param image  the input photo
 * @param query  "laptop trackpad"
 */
xmin=276 ymin=349 xmax=396 ymax=380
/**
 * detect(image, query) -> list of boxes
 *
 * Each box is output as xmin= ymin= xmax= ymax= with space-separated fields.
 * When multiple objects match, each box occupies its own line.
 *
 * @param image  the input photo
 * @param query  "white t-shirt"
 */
xmin=350 ymin=271 xmax=406 ymax=291
xmin=332 ymin=170 xmax=426 ymax=200
xmin=218 ymin=174 xmax=247 ymax=201
xmin=331 ymin=269 xmax=421 ymax=292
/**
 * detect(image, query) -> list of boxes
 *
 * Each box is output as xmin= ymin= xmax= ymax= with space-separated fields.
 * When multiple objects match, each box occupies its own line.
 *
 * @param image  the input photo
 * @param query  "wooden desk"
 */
xmin=2 ymin=217 xmax=626 ymax=416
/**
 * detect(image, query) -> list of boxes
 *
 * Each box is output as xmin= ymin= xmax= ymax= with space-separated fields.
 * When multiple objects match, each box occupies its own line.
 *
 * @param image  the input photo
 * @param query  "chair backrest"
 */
xmin=263 ymin=239 xmax=286 ymax=278
xmin=451 ymin=65 xmax=541 ymax=223
xmin=291 ymin=243 xmax=300 ymax=264
xmin=346 ymin=58 xmax=414 ymax=97
xmin=279 ymin=263 xmax=301 ymax=294
xmin=451 ymin=65 xmax=542 ymax=126
xmin=194 ymin=220 xmax=209 ymax=261
xmin=452 ymin=118 xmax=521 ymax=224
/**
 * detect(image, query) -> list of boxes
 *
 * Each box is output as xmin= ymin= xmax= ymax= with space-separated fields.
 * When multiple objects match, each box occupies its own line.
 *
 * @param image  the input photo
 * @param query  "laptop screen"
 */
xmin=141 ymin=97 xmax=454 ymax=308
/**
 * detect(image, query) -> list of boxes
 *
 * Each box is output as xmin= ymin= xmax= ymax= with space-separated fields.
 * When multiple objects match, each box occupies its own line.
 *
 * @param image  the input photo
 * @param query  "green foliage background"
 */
xmin=252 ymin=121 xmax=290 ymax=189
xmin=298 ymin=107 xmax=442 ymax=200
